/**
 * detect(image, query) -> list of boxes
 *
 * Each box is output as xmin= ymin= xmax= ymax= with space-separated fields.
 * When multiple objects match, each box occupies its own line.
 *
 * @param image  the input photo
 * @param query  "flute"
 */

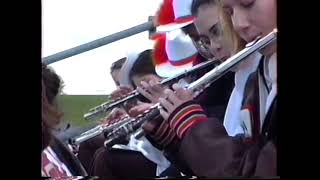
xmin=69 ymin=115 xmax=132 ymax=145
xmin=84 ymin=58 xmax=221 ymax=121
xmin=103 ymin=29 xmax=278 ymax=148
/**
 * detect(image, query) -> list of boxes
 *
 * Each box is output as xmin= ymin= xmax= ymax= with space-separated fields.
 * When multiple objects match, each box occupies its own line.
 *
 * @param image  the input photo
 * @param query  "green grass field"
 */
xmin=57 ymin=95 xmax=111 ymax=127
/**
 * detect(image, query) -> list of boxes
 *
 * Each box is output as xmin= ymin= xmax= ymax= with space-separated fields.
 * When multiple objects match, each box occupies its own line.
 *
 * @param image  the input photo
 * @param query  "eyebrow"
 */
xmin=198 ymin=34 xmax=209 ymax=40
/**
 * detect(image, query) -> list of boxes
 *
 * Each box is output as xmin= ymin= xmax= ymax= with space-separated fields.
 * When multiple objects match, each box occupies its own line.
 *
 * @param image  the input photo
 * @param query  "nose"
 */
xmin=209 ymin=38 xmax=222 ymax=57
xmin=232 ymin=8 xmax=250 ymax=38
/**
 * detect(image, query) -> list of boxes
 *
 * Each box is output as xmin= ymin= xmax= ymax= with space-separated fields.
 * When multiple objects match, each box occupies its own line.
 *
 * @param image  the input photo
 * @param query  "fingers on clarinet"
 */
xmin=159 ymin=97 xmax=173 ymax=111
xmin=175 ymin=86 xmax=193 ymax=99
xmin=114 ymin=110 xmax=123 ymax=118
xmin=140 ymin=81 xmax=150 ymax=89
xmin=129 ymin=105 xmax=145 ymax=117
xmin=164 ymin=88 xmax=174 ymax=96
xmin=164 ymin=89 xmax=179 ymax=104
xmin=119 ymin=85 xmax=132 ymax=91
xmin=159 ymin=108 xmax=169 ymax=121
xmin=137 ymin=86 xmax=148 ymax=95
xmin=136 ymin=87 xmax=144 ymax=94
xmin=109 ymin=109 xmax=117 ymax=118
xmin=128 ymin=108 xmax=136 ymax=117
xmin=111 ymin=91 xmax=120 ymax=99
xmin=112 ymin=107 xmax=121 ymax=115
xmin=148 ymin=80 xmax=158 ymax=88
xmin=137 ymin=87 xmax=153 ymax=101
xmin=193 ymin=90 xmax=199 ymax=97
xmin=149 ymin=80 xmax=162 ymax=94
xmin=166 ymin=89 xmax=181 ymax=104
xmin=130 ymin=112 xmax=139 ymax=118
xmin=172 ymin=83 xmax=182 ymax=90
xmin=127 ymin=86 xmax=134 ymax=91
xmin=149 ymin=79 xmax=157 ymax=86
xmin=142 ymin=121 xmax=156 ymax=134
xmin=114 ymin=107 xmax=124 ymax=113
xmin=173 ymin=85 xmax=186 ymax=96
xmin=136 ymin=100 xmax=144 ymax=105
xmin=115 ymin=87 xmax=131 ymax=96
xmin=139 ymin=84 xmax=152 ymax=94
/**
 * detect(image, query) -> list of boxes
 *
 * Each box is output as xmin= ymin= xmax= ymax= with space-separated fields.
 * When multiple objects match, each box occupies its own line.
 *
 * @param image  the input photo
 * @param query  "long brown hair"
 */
xmin=42 ymin=64 xmax=63 ymax=150
xmin=218 ymin=2 xmax=246 ymax=54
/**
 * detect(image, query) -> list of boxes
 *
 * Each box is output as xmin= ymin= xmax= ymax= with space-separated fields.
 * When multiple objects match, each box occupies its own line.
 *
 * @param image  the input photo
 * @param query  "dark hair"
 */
xmin=181 ymin=23 xmax=198 ymax=40
xmin=111 ymin=57 xmax=126 ymax=73
xmin=42 ymin=64 xmax=61 ymax=104
xmin=191 ymin=0 xmax=217 ymax=16
xmin=42 ymin=64 xmax=63 ymax=150
xmin=129 ymin=49 xmax=156 ymax=78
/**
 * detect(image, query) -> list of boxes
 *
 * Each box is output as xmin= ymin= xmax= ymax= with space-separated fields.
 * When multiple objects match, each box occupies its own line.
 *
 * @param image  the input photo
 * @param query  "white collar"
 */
xmin=264 ymin=53 xmax=277 ymax=89
xmin=264 ymin=53 xmax=277 ymax=115
xmin=223 ymin=52 xmax=262 ymax=136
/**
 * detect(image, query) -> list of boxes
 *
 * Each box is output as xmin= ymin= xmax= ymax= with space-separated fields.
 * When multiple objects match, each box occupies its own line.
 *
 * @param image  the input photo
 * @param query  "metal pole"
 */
xmin=42 ymin=21 xmax=155 ymax=65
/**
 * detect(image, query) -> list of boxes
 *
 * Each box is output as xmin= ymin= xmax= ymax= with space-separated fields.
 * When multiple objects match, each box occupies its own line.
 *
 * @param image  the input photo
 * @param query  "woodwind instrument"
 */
xmin=103 ymin=29 xmax=277 ymax=148
xmin=84 ymin=58 xmax=221 ymax=121
xmin=69 ymin=115 xmax=131 ymax=145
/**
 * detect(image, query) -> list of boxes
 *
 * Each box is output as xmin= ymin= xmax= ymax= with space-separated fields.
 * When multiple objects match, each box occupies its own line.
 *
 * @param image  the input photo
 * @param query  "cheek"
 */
xmin=151 ymin=76 xmax=161 ymax=82
xmin=221 ymin=41 xmax=232 ymax=54
xmin=112 ymin=72 xmax=120 ymax=81
xmin=135 ymin=81 xmax=141 ymax=87
xmin=132 ymin=77 xmax=140 ymax=86
xmin=264 ymin=2 xmax=277 ymax=28
xmin=194 ymin=20 xmax=207 ymax=35
xmin=251 ymin=1 xmax=277 ymax=33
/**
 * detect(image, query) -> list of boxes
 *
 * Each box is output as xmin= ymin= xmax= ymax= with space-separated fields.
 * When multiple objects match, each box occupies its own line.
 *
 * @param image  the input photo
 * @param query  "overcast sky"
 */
xmin=42 ymin=0 xmax=163 ymax=95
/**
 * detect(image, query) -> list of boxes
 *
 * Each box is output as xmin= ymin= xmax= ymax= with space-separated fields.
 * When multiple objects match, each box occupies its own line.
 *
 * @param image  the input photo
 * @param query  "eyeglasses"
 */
xmin=191 ymin=38 xmax=214 ymax=59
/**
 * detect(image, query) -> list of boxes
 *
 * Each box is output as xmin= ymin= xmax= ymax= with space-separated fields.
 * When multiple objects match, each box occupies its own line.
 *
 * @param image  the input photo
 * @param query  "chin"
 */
xmin=216 ymin=52 xmax=230 ymax=61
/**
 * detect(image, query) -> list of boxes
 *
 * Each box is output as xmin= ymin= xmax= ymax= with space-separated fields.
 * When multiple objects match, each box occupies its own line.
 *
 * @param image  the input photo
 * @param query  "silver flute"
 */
xmin=83 ymin=58 xmax=221 ymax=121
xmin=69 ymin=115 xmax=132 ymax=145
xmin=104 ymin=29 xmax=278 ymax=148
